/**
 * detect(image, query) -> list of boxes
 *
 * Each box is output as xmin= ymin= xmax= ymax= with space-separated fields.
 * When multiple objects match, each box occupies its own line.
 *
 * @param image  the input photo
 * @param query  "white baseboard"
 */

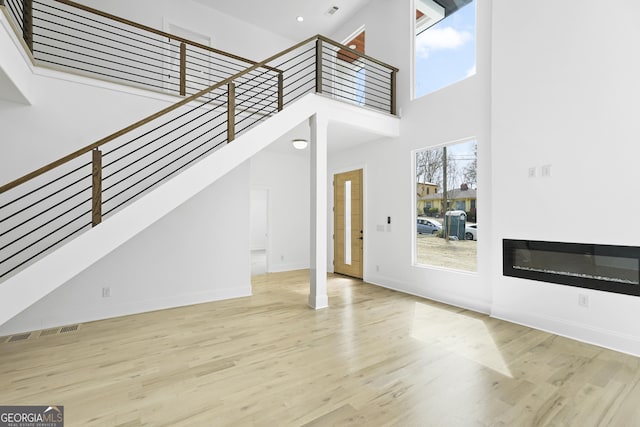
xmin=365 ymin=273 xmax=491 ymax=315
xmin=0 ymin=285 xmax=252 ymax=337
xmin=491 ymin=304 xmax=640 ymax=357
xmin=268 ymin=263 xmax=309 ymax=273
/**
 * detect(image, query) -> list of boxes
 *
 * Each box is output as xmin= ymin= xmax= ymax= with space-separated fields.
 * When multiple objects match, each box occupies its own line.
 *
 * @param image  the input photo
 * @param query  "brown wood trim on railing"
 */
xmin=390 ymin=70 xmax=397 ymax=116
xmin=53 ymin=0 xmax=280 ymax=73
xmin=0 ymin=34 xmax=397 ymax=195
xmin=91 ymin=149 xmax=102 ymax=227
xmin=23 ymin=0 xmax=33 ymax=52
xmin=317 ymin=35 xmax=399 ymax=73
xmin=179 ymin=42 xmax=186 ymax=97
xmin=227 ymin=82 xmax=235 ymax=143
xmin=277 ymin=73 xmax=284 ymax=112
xmin=315 ymin=39 xmax=323 ymax=94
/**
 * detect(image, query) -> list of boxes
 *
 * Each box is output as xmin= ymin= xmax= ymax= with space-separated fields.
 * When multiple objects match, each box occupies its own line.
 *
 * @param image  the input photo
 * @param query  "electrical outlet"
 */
xmin=280 ymin=255 xmax=284 ymax=261
xmin=528 ymin=167 xmax=537 ymax=178
xmin=376 ymin=265 xmax=380 ymax=272
xmin=578 ymin=294 xmax=589 ymax=308
xmin=102 ymin=287 xmax=111 ymax=298
xmin=541 ymin=164 xmax=552 ymax=177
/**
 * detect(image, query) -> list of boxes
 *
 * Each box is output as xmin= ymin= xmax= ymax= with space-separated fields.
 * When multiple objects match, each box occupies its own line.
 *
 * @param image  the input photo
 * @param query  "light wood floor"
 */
xmin=1 ymin=271 xmax=640 ymax=426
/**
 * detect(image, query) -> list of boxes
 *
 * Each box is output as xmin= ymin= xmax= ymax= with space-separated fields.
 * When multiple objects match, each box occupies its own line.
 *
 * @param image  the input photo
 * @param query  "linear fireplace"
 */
xmin=503 ymin=239 xmax=640 ymax=296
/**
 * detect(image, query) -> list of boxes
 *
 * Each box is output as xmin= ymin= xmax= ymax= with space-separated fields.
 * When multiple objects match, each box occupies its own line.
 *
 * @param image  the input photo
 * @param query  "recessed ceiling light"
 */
xmin=349 ymin=44 xmax=357 ymax=49
xmin=296 ymin=16 xmax=304 ymax=22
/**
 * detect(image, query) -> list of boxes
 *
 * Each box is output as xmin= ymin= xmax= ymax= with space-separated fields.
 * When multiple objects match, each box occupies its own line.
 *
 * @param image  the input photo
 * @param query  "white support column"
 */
xmin=308 ymin=113 xmax=329 ymax=309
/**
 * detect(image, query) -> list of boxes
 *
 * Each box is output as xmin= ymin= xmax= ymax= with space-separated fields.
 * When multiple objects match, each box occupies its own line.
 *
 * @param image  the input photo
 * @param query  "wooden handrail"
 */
xmin=0 ymin=34 xmax=397 ymax=194
xmin=53 ymin=0 xmax=280 ymax=73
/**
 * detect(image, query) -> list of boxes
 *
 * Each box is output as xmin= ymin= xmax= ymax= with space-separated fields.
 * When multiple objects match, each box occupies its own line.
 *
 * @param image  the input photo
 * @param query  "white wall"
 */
xmin=250 ymin=148 xmax=310 ymax=272
xmin=0 ymin=162 xmax=251 ymax=335
xmin=327 ymin=0 xmax=493 ymax=313
xmin=0 ymin=67 xmax=176 ymax=184
xmin=490 ymin=0 xmax=640 ymax=354
xmin=329 ymin=0 xmax=640 ymax=355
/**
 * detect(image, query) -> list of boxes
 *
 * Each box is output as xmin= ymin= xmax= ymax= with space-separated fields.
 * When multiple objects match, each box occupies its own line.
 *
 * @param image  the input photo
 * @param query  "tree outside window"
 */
xmin=415 ymin=139 xmax=477 ymax=271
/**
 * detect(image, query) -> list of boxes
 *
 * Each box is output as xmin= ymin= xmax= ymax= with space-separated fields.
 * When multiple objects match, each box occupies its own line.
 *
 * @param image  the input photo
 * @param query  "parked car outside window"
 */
xmin=465 ymin=224 xmax=478 ymax=241
xmin=417 ymin=218 xmax=442 ymax=235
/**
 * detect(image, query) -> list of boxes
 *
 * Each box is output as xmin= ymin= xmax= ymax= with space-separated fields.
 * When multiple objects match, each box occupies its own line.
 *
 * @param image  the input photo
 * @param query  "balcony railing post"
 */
xmin=315 ymin=38 xmax=323 ymax=94
xmin=23 ymin=0 xmax=33 ymax=52
xmin=277 ymin=72 xmax=284 ymax=112
xmin=227 ymin=82 xmax=235 ymax=142
xmin=179 ymin=42 xmax=186 ymax=96
xmin=390 ymin=69 xmax=397 ymax=115
xmin=91 ymin=149 xmax=102 ymax=227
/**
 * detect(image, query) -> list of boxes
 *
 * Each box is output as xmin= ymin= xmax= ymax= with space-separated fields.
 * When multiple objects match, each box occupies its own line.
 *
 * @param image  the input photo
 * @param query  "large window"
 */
xmin=414 ymin=0 xmax=476 ymax=98
xmin=415 ymin=139 xmax=477 ymax=272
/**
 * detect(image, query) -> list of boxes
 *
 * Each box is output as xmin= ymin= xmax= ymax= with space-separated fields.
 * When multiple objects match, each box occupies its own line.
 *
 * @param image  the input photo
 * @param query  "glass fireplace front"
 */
xmin=503 ymin=240 xmax=640 ymax=296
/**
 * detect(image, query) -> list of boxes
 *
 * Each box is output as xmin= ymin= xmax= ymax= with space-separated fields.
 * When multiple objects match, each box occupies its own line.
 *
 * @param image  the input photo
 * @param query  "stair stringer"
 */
xmin=0 ymin=93 xmax=400 ymax=327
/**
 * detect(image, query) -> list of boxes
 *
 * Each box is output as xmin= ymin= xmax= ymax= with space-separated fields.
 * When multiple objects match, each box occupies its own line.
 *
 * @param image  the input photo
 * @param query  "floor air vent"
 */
xmin=2 ymin=324 xmax=81 ymax=343
xmin=8 ymin=333 xmax=31 ymax=342
xmin=60 ymin=324 xmax=79 ymax=333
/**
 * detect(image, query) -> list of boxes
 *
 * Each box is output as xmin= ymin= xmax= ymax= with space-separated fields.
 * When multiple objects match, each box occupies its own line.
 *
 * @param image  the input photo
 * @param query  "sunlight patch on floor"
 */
xmin=411 ymin=302 xmax=513 ymax=378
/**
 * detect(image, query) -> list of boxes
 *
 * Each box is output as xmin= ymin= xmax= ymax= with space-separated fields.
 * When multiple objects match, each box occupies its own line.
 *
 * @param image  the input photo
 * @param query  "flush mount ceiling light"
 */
xmin=292 ymin=139 xmax=308 ymax=150
xmin=296 ymin=16 xmax=304 ymax=22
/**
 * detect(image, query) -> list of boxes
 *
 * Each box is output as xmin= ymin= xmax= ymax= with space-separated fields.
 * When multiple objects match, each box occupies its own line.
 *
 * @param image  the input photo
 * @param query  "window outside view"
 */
xmin=415 ymin=0 xmax=476 ymax=98
xmin=416 ymin=140 xmax=477 ymax=271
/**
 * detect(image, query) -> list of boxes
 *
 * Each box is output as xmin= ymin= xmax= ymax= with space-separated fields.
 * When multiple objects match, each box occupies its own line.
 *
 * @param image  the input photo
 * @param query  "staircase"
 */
xmin=0 ymin=0 xmax=400 ymax=329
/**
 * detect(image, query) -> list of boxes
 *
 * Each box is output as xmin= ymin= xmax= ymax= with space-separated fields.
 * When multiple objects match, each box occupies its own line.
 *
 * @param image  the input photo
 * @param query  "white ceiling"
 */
xmin=192 ymin=0 xmax=372 ymax=42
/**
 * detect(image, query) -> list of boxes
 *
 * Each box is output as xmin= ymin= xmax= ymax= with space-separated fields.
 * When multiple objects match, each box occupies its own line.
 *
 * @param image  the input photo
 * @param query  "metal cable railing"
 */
xmin=2 ymin=0 xmax=275 ymax=96
xmin=0 ymin=2 xmax=398 ymax=281
xmin=320 ymin=42 xmax=394 ymax=112
xmin=3 ymin=0 xmax=23 ymax=32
